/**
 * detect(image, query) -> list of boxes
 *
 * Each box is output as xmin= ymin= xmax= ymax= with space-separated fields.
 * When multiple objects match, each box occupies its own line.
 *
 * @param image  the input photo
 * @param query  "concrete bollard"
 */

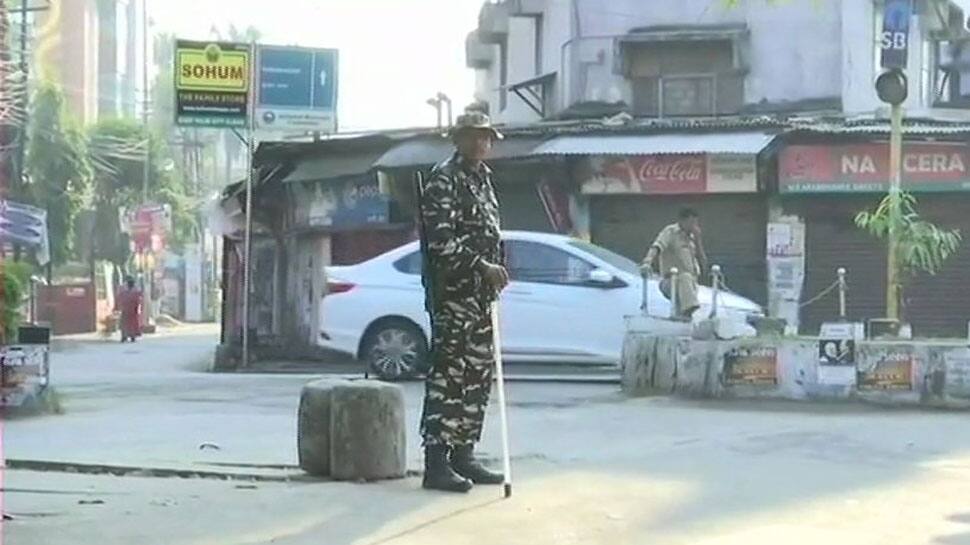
xmin=297 ymin=378 xmax=350 ymax=476
xmin=330 ymin=381 xmax=407 ymax=481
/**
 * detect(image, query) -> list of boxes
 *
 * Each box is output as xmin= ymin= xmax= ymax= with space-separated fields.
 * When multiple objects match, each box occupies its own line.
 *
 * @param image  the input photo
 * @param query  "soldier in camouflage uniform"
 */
xmin=418 ymin=111 xmax=509 ymax=493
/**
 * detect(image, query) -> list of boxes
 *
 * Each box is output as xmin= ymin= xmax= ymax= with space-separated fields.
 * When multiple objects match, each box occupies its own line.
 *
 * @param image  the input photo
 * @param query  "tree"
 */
xmin=87 ymin=118 xmax=195 ymax=272
xmin=855 ymin=191 xmax=962 ymax=320
xmin=0 ymin=260 xmax=31 ymax=342
xmin=25 ymin=80 xmax=92 ymax=265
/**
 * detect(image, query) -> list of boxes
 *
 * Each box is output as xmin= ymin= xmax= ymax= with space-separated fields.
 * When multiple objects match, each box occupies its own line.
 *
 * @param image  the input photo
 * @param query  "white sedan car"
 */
xmin=319 ymin=231 xmax=762 ymax=380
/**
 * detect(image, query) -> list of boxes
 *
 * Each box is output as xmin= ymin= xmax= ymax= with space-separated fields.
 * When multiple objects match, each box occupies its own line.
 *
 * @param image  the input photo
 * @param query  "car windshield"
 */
xmin=567 ymin=240 xmax=640 ymax=276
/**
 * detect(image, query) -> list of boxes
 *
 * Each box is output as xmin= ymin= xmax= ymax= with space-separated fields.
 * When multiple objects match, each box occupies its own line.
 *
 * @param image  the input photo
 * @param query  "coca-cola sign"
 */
xmin=581 ymin=154 xmax=757 ymax=195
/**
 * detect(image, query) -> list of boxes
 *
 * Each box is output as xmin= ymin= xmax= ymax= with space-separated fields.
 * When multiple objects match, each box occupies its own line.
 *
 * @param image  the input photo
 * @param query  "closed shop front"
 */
xmin=543 ymin=132 xmax=778 ymax=306
xmin=592 ymin=193 xmax=768 ymax=304
xmin=780 ymin=140 xmax=970 ymax=336
xmin=494 ymin=161 xmax=573 ymax=234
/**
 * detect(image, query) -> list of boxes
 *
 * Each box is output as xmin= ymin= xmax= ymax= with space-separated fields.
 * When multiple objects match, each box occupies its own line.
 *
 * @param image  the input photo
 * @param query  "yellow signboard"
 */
xmin=175 ymin=40 xmax=251 ymax=127
xmin=177 ymin=43 xmax=249 ymax=91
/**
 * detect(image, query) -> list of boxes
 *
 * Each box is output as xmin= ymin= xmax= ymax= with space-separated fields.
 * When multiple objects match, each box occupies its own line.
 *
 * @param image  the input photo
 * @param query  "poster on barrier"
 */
xmin=944 ymin=349 xmax=970 ymax=399
xmin=723 ymin=347 xmax=777 ymax=386
xmin=857 ymin=352 xmax=914 ymax=391
xmin=818 ymin=339 xmax=856 ymax=386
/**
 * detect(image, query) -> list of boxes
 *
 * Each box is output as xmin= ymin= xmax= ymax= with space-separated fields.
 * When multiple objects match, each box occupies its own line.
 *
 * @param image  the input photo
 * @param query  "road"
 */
xmin=6 ymin=326 xmax=970 ymax=545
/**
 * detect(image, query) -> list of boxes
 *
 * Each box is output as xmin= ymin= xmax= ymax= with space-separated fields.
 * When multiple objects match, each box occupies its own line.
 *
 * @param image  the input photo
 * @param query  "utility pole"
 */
xmin=140 ymin=0 xmax=155 ymax=331
xmin=14 ymin=0 xmax=27 ymax=200
xmin=0 ymin=0 xmax=10 ymax=199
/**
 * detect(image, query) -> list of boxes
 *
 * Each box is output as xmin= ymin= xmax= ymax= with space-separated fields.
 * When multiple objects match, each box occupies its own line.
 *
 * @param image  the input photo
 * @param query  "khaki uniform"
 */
xmin=649 ymin=223 xmax=701 ymax=315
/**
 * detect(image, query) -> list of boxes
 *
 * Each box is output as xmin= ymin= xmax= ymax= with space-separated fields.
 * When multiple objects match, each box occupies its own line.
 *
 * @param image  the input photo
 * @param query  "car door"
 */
xmin=500 ymin=239 xmax=619 ymax=362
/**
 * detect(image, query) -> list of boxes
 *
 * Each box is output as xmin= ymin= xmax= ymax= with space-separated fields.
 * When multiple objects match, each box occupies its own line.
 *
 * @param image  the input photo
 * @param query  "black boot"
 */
xmin=451 ymin=445 xmax=504 ymax=485
xmin=422 ymin=445 xmax=473 ymax=493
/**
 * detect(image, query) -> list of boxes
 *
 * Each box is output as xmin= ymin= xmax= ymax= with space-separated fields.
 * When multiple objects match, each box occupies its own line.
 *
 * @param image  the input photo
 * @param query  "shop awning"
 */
xmin=283 ymin=149 xmax=388 ymax=183
xmin=531 ymin=132 xmax=778 ymax=156
xmin=373 ymin=136 xmax=544 ymax=169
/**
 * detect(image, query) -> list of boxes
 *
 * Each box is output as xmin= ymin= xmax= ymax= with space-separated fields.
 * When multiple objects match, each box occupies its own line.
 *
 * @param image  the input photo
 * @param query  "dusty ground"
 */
xmin=5 ymin=326 xmax=970 ymax=544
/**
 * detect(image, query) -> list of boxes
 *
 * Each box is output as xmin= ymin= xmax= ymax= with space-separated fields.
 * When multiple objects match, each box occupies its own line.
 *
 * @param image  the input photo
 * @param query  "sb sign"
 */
xmin=880 ymin=0 xmax=912 ymax=69
xmin=175 ymin=40 xmax=251 ymax=128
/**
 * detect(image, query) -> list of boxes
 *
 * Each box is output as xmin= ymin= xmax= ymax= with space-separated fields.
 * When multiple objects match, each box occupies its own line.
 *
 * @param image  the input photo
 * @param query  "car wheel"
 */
xmin=361 ymin=320 xmax=428 ymax=381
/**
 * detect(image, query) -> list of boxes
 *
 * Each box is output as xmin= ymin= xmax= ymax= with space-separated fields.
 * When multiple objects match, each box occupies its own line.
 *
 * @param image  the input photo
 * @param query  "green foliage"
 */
xmin=25 ymin=81 xmax=92 ymax=265
xmin=87 ymin=118 xmax=197 ymax=268
xmin=0 ymin=261 xmax=33 ymax=343
xmin=855 ymin=191 xmax=962 ymax=278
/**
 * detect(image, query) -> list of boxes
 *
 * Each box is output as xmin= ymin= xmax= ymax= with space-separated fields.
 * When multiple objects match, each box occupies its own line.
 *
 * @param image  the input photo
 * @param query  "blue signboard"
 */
xmin=302 ymin=176 xmax=389 ymax=229
xmin=257 ymin=45 xmax=338 ymax=132
xmin=332 ymin=177 xmax=389 ymax=227
xmin=880 ymin=0 xmax=912 ymax=69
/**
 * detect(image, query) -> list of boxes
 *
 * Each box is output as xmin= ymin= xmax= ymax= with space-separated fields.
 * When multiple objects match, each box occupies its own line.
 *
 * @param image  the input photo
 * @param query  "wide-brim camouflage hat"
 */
xmin=448 ymin=111 xmax=504 ymax=140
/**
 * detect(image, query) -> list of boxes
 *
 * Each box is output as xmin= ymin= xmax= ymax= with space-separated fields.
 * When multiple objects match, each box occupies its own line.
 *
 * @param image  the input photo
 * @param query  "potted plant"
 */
xmin=0 ymin=262 xmax=33 ymax=344
xmin=855 ymin=191 xmax=961 ymax=336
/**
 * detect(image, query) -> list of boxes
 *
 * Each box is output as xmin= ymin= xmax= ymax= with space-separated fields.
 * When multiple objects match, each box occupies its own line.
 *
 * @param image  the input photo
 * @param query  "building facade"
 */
xmin=36 ymin=0 xmax=149 ymax=124
xmin=217 ymin=1 xmax=970 ymax=366
xmin=465 ymin=0 xmax=970 ymax=336
xmin=470 ymin=0 xmax=970 ymax=123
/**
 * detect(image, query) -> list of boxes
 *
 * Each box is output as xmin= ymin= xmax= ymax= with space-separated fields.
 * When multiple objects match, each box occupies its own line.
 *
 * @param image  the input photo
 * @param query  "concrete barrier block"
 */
xmin=621 ymin=334 xmax=658 ymax=396
xmin=297 ymin=378 xmax=350 ymax=476
xmin=330 ymin=381 xmax=407 ymax=481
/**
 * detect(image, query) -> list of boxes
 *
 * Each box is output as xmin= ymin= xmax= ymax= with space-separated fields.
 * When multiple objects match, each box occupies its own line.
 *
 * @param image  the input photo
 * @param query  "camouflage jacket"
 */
xmin=419 ymin=153 xmax=502 ymax=311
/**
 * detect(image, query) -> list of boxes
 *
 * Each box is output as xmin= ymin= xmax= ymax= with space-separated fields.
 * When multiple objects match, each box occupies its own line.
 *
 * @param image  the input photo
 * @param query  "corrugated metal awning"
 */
xmin=374 ymin=136 xmax=544 ymax=169
xmin=790 ymin=122 xmax=970 ymax=136
xmin=531 ymin=132 xmax=777 ymax=156
xmin=283 ymin=149 xmax=387 ymax=183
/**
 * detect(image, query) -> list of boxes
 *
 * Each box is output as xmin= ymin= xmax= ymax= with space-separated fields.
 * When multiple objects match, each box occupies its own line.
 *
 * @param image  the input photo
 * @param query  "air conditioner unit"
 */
xmin=478 ymin=2 xmax=510 ymax=43
xmin=466 ymin=31 xmax=495 ymax=69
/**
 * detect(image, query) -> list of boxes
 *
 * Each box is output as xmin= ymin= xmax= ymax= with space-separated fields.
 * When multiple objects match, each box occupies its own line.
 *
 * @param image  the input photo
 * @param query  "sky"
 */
xmin=149 ymin=0 xmax=482 ymax=132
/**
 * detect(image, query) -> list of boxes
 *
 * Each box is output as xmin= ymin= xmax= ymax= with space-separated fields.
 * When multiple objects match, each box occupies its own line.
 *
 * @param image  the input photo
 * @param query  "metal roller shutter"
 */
xmin=331 ymin=228 xmax=412 ymax=266
xmin=590 ymin=194 xmax=767 ymax=305
xmin=495 ymin=182 xmax=553 ymax=233
xmin=788 ymin=196 xmax=887 ymax=335
xmin=789 ymin=195 xmax=970 ymax=337
xmin=898 ymin=195 xmax=970 ymax=337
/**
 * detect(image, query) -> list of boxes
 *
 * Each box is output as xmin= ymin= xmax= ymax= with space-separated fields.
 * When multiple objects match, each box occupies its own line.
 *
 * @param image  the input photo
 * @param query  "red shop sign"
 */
xmin=780 ymin=143 xmax=970 ymax=193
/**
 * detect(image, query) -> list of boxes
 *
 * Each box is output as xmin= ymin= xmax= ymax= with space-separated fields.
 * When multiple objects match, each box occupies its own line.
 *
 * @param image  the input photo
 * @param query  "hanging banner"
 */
xmin=0 ymin=200 xmax=49 ymax=265
xmin=175 ymin=40 xmax=252 ymax=128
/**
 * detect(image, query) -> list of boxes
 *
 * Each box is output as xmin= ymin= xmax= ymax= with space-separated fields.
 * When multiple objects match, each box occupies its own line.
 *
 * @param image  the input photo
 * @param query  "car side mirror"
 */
xmin=588 ymin=269 xmax=614 ymax=285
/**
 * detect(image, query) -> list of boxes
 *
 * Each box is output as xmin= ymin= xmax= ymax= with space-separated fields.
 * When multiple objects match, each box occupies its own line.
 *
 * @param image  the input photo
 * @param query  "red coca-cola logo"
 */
xmin=594 ymin=154 xmax=708 ymax=194
xmin=636 ymin=156 xmax=704 ymax=183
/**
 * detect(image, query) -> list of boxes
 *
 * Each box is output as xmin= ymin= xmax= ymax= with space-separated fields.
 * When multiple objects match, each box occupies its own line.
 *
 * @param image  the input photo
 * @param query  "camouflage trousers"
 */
xmin=420 ymin=297 xmax=494 ymax=447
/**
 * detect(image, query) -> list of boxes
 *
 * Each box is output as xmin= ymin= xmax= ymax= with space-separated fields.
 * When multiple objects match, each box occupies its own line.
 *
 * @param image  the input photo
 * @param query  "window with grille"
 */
xmin=626 ymin=39 xmax=745 ymax=117
xmin=933 ymin=38 xmax=970 ymax=108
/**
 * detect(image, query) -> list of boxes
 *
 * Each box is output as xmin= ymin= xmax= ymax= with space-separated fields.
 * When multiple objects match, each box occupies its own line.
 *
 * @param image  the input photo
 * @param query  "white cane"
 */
xmin=490 ymin=301 xmax=513 ymax=498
